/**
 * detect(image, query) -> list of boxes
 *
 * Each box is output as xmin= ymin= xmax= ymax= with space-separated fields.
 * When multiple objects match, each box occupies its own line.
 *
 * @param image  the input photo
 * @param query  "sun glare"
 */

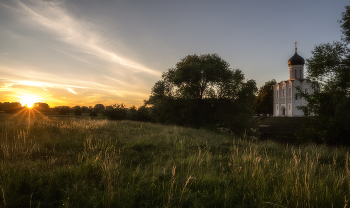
xmin=20 ymin=95 xmax=39 ymax=108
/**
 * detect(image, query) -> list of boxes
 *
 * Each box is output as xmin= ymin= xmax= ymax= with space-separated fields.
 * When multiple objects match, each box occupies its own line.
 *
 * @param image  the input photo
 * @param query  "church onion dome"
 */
xmin=288 ymin=51 xmax=305 ymax=66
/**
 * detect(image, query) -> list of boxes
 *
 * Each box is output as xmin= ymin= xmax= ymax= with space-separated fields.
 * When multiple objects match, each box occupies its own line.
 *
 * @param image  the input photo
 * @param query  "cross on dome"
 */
xmin=288 ymin=42 xmax=304 ymax=66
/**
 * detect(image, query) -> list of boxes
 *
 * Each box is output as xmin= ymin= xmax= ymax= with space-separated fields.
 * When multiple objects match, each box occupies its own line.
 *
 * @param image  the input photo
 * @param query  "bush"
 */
xmin=103 ymin=104 xmax=127 ymax=120
xmin=89 ymin=111 xmax=98 ymax=117
xmin=136 ymin=105 xmax=152 ymax=121
xmin=58 ymin=106 xmax=70 ymax=115
xmin=74 ymin=107 xmax=83 ymax=116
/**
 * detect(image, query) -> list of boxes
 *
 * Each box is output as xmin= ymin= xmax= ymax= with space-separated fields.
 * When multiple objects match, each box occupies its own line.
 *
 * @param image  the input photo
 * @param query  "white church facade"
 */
xmin=273 ymin=45 xmax=313 ymax=117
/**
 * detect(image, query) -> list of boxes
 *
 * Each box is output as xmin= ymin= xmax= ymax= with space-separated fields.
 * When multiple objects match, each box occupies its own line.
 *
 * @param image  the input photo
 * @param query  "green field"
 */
xmin=0 ymin=112 xmax=349 ymax=207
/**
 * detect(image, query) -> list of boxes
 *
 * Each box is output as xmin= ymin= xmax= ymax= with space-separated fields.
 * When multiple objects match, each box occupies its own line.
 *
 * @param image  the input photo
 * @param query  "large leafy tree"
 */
xmin=254 ymin=79 xmax=276 ymax=115
xmin=146 ymin=54 xmax=257 ymax=133
xmin=297 ymin=4 xmax=350 ymax=144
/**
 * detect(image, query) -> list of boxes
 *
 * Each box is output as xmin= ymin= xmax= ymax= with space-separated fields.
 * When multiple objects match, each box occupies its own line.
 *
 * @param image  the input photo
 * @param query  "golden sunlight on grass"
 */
xmin=20 ymin=95 xmax=39 ymax=108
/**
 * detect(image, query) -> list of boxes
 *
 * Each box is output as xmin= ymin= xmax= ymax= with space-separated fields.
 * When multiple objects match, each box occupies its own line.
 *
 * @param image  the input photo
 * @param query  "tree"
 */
xmin=127 ymin=105 xmax=138 ymax=120
xmin=58 ymin=106 xmax=70 ymax=115
xmin=3 ymin=102 xmax=23 ymax=114
xmin=103 ymin=104 xmax=127 ymax=120
xmin=94 ymin=104 xmax=105 ymax=113
xmin=254 ymin=79 xmax=276 ymax=115
xmin=146 ymin=53 xmax=257 ymax=133
xmin=33 ymin=102 xmax=50 ymax=112
xmin=73 ymin=106 xmax=83 ymax=116
xmin=89 ymin=111 xmax=98 ymax=117
xmin=296 ymin=4 xmax=350 ymax=144
xmin=136 ymin=105 xmax=152 ymax=121
xmin=81 ymin=106 xmax=89 ymax=114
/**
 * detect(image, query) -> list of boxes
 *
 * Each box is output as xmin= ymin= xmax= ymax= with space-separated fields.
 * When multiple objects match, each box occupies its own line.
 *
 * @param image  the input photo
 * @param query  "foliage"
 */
xmin=73 ymin=106 xmax=83 ymax=116
xmin=1 ymin=102 xmax=23 ymax=113
xmin=94 ymin=104 xmax=105 ymax=113
xmin=146 ymin=54 xmax=257 ymax=133
xmin=1 ymin=115 xmax=350 ymax=207
xmin=254 ymin=79 xmax=276 ymax=115
xmin=296 ymin=4 xmax=350 ymax=144
xmin=103 ymin=104 xmax=127 ymax=120
xmin=136 ymin=105 xmax=153 ymax=121
xmin=81 ymin=106 xmax=89 ymax=114
xmin=58 ymin=106 xmax=71 ymax=115
xmin=32 ymin=102 xmax=50 ymax=112
xmin=89 ymin=110 xmax=98 ymax=117
xmin=126 ymin=105 xmax=153 ymax=121
xmin=127 ymin=105 xmax=138 ymax=120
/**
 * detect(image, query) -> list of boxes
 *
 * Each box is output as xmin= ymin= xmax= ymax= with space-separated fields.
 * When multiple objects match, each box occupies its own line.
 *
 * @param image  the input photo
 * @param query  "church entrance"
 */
xmin=281 ymin=107 xmax=286 ymax=116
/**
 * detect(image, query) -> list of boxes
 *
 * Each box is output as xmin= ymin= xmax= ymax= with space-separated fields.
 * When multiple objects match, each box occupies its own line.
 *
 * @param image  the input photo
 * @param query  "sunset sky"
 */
xmin=0 ymin=0 xmax=348 ymax=107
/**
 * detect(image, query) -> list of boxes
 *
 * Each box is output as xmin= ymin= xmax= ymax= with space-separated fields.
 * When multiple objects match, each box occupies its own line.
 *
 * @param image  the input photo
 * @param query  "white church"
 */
xmin=273 ymin=44 xmax=313 ymax=117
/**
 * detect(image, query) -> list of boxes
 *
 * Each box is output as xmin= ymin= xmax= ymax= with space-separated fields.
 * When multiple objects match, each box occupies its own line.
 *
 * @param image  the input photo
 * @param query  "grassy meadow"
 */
xmin=0 ymin=112 xmax=350 ymax=207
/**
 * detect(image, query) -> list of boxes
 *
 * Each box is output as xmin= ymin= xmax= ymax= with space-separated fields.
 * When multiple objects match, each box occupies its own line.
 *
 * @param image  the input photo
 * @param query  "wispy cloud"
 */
xmin=0 ymin=0 xmax=157 ymax=107
xmin=67 ymin=88 xmax=77 ymax=94
xmin=12 ymin=0 xmax=161 ymax=76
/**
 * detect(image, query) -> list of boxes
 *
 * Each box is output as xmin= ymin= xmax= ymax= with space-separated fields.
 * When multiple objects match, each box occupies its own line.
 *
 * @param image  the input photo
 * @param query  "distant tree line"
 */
xmin=55 ymin=104 xmax=153 ymax=121
xmin=0 ymin=102 xmax=50 ymax=113
xmin=0 ymin=101 xmax=152 ymax=122
xmin=0 ymin=102 xmax=23 ymax=113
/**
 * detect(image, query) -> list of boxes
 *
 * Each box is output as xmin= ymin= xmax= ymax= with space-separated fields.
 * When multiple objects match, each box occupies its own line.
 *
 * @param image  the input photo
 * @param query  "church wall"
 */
xmin=273 ymin=81 xmax=291 ymax=116
xmin=273 ymin=79 xmax=313 ymax=117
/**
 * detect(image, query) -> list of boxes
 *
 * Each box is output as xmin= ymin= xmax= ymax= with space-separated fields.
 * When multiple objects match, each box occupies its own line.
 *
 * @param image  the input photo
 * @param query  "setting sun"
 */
xmin=20 ymin=95 xmax=39 ymax=108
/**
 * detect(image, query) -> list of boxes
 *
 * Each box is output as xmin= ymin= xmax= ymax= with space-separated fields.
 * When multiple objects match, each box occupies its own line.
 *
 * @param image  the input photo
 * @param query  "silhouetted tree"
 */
xmin=81 ymin=106 xmax=89 ymax=114
xmin=127 ymin=105 xmax=138 ymax=120
xmin=3 ymin=102 xmax=23 ymax=114
xmin=94 ymin=104 xmax=105 ymax=113
xmin=73 ymin=106 xmax=83 ymax=116
xmin=146 ymin=53 xmax=257 ymax=133
xmin=58 ymin=106 xmax=70 ymax=115
xmin=136 ymin=105 xmax=152 ymax=121
xmin=296 ymin=4 xmax=350 ymax=144
xmin=103 ymin=104 xmax=127 ymax=120
xmin=254 ymin=79 xmax=276 ymax=115
xmin=89 ymin=111 xmax=98 ymax=117
xmin=33 ymin=102 xmax=50 ymax=112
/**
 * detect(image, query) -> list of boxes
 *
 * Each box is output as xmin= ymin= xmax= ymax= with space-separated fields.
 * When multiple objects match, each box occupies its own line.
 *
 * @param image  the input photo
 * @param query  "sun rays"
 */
xmin=9 ymin=98 xmax=49 ymax=131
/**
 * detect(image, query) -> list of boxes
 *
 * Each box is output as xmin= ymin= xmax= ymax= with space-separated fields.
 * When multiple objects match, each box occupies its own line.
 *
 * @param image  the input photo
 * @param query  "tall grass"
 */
xmin=0 ymin=113 xmax=349 ymax=207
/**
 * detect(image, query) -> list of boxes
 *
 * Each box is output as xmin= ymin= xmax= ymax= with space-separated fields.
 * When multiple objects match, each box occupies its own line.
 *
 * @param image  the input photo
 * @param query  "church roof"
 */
xmin=288 ymin=51 xmax=305 ymax=66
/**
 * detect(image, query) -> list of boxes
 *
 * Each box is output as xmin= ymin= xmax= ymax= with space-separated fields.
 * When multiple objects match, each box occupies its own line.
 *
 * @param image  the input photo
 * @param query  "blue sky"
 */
xmin=0 ymin=0 xmax=348 ymax=107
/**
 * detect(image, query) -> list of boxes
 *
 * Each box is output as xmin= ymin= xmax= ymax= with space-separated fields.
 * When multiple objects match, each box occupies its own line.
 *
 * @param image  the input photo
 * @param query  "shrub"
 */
xmin=103 ymin=104 xmax=127 ymax=120
xmin=89 ymin=111 xmax=98 ymax=117
xmin=74 ymin=107 xmax=83 ymax=116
